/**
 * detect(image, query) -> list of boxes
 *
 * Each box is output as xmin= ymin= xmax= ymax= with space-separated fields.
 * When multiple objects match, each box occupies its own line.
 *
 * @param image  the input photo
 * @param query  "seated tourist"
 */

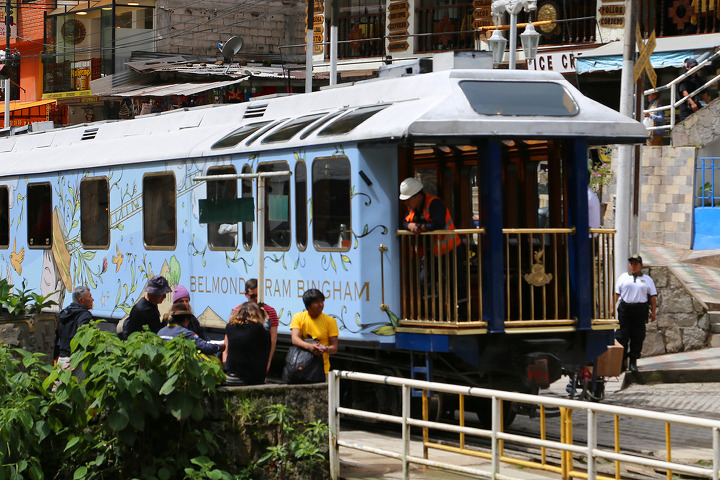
xmin=223 ymin=302 xmax=271 ymax=385
xmin=158 ymin=303 xmax=225 ymax=356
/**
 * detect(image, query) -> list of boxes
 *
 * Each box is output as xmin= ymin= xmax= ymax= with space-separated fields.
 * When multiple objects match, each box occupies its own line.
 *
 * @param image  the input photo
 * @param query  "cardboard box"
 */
xmin=596 ymin=340 xmax=624 ymax=377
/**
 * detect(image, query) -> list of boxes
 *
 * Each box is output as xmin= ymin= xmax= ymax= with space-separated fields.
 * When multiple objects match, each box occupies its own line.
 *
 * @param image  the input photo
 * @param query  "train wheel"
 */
xmin=343 ymin=368 xmax=402 ymax=416
xmin=469 ymin=397 xmax=516 ymax=429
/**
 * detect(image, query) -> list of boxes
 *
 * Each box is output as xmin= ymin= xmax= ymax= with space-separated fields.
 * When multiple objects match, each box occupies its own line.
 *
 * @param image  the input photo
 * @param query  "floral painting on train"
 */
xmin=0 ymin=146 xmax=395 ymax=342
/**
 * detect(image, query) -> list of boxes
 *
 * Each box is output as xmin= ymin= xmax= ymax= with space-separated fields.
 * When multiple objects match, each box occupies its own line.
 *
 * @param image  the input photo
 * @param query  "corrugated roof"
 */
xmin=106 ymin=78 xmax=248 ymax=97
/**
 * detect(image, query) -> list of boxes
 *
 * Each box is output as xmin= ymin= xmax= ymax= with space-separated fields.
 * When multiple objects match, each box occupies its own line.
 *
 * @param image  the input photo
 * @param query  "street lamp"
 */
xmin=489 ymin=0 xmax=540 ymax=69
xmin=520 ymin=22 xmax=540 ymax=61
xmin=487 ymin=28 xmax=507 ymax=64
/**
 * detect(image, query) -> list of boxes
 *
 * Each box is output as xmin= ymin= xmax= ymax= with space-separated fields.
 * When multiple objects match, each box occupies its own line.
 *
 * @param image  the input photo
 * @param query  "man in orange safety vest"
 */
xmin=400 ymin=177 xmax=466 ymax=319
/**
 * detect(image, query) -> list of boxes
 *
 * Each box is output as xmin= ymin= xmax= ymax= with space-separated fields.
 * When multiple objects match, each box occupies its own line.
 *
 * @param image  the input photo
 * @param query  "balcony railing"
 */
xmin=336 ymin=11 xmax=385 ymax=59
xmin=696 ymin=157 xmax=720 ymax=207
xmin=503 ymin=228 xmax=573 ymax=327
xmin=397 ymin=228 xmax=616 ymax=329
xmin=591 ymin=229 xmax=616 ymax=324
xmin=398 ymin=229 xmax=485 ymax=327
xmin=414 ymin=2 xmax=475 ymax=53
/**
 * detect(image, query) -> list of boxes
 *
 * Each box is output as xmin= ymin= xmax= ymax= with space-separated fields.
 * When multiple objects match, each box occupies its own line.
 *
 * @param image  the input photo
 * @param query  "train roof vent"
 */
xmin=243 ymin=103 xmax=267 ymax=119
xmin=81 ymin=127 xmax=99 ymax=140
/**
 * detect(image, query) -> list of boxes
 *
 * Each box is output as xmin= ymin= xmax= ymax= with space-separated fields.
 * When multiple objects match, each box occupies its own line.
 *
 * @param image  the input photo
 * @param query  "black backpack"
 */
xmin=282 ymin=343 xmax=325 ymax=384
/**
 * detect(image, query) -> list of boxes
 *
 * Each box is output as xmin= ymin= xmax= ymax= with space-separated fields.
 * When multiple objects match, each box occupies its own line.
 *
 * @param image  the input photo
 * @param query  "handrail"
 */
xmin=329 ymin=371 xmax=720 ymax=480
xmin=643 ymin=49 xmax=720 ymax=131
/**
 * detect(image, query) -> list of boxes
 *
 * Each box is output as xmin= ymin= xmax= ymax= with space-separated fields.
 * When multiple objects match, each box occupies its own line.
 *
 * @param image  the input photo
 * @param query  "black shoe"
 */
xmin=629 ymin=360 xmax=638 ymax=373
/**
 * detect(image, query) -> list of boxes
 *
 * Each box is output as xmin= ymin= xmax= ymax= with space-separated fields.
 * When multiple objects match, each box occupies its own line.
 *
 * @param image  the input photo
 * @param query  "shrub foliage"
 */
xmin=0 ymin=324 xmax=328 ymax=480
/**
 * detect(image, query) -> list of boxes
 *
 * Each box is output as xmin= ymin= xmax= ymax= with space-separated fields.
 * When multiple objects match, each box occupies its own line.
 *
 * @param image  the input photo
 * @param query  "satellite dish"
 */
xmin=219 ymin=36 xmax=244 ymax=63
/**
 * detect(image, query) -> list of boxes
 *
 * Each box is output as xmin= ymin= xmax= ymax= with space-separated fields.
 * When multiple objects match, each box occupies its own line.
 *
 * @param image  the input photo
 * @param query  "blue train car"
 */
xmin=0 ymin=57 xmax=646 ymax=415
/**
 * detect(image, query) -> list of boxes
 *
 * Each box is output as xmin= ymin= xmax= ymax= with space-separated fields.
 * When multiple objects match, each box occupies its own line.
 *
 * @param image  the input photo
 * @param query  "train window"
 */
xmin=318 ymin=105 xmax=389 ymax=136
xmin=257 ymin=162 xmax=290 ymax=250
xmin=206 ymin=165 xmax=238 ymax=250
xmin=459 ymin=81 xmax=578 ymax=116
xmin=0 ymin=186 xmax=8 ymax=248
xmin=312 ymin=156 xmax=351 ymax=250
xmin=261 ymin=113 xmax=327 ymax=144
xmin=211 ymin=121 xmax=273 ymax=149
xmin=241 ymin=164 xmax=253 ymax=250
xmin=143 ymin=173 xmax=176 ymax=249
xmin=299 ymin=110 xmax=346 ymax=140
xmin=295 ymin=161 xmax=307 ymax=250
xmin=80 ymin=177 xmax=110 ymax=249
xmin=27 ymin=183 xmax=52 ymax=248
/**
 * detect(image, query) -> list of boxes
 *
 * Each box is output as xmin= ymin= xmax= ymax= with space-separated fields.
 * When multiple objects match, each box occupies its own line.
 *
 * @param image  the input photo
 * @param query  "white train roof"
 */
xmin=0 ymin=68 xmax=646 ymax=177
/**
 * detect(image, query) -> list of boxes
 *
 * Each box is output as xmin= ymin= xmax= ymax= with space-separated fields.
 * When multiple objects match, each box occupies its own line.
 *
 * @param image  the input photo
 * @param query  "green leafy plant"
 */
xmin=697 ymin=182 xmax=719 ymax=206
xmin=258 ymin=404 xmax=330 ymax=477
xmin=0 ymin=279 xmax=58 ymax=317
xmin=0 ymin=324 xmax=329 ymax=479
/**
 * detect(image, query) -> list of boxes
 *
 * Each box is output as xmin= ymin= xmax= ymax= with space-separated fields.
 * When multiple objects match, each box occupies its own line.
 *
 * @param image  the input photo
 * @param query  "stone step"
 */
xmin=710 ymin=333 xmax=720 ymax=348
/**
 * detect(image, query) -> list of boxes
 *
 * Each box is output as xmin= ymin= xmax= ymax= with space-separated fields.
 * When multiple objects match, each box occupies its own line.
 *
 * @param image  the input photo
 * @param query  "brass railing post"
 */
xmin=379 ymin=244 xmax=388 ymax=311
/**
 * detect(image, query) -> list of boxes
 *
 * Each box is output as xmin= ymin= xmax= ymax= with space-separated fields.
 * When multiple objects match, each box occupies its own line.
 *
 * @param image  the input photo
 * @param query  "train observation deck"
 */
xmin=396 ymin=228 xmax=617 ymax=333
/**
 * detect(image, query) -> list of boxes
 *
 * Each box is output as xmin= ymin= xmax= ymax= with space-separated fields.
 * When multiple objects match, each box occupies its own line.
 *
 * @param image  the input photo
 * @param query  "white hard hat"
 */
xmin=399 ymin=177 xmax=423 ymax=200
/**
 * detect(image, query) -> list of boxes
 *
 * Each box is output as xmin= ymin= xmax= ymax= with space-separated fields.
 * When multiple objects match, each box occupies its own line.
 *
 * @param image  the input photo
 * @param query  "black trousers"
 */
xmin=616 ymin=301 xmax=649 ymax=361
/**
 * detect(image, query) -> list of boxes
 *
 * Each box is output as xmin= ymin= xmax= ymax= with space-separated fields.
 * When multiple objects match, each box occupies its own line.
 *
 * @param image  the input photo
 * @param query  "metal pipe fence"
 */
xmin=329 ymin=371 xmax=720 ymax=480
xmin=697 ymin=157 xmax=720 ymax=207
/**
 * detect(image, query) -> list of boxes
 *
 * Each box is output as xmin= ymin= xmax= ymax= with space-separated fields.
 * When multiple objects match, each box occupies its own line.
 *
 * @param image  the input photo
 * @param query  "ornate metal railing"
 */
xmin=397 ymin=229 xmax=485 ymax=327
xmin=503 ymin=228 xmax=573 ymax=327
xmin=397 ymin=228 xmax=615 ymax=328
xmin=591 ymin=229 xmax=616 ymax=324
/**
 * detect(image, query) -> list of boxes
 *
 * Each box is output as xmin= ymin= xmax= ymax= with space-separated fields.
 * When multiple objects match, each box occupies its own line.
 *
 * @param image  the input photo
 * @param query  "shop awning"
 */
xmin=8 ymin=99 xmax=57 ymax=111
xmin=576 ymin=32 xmax=720 ymax=74
xmin=106 ymin=79 xmax=248 ymax=97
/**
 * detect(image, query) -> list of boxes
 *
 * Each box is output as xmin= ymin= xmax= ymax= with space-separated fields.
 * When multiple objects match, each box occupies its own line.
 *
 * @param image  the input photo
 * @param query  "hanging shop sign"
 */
xmin=598 ymin=0 xmax=625 ymax=28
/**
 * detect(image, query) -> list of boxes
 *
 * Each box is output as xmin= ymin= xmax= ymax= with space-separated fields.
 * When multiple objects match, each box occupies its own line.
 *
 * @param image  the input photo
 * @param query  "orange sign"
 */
xmin=389 ymin=1 xmax=409 ymax=10
xmin=388 ymin=41 xmax=409 ymax=52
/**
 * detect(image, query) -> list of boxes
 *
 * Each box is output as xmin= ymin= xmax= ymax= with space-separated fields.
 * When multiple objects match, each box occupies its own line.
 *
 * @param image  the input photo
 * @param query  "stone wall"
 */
xmin=154 ymin=0 xmax=306 ymax=58
xmin=671 ymin=96 xmax=720 ymax=148
xmin=0 ymin=314 xmax=57 ymax=360
xmin=642 ymin=266 xmax=709 ymax=356
xmin=639 ymin=146 xmax=697 ymax=248
xmin=602 ymin=146 xmax=697 ymax=248
xmin=204 ymin=383 xmax=330 ymax=480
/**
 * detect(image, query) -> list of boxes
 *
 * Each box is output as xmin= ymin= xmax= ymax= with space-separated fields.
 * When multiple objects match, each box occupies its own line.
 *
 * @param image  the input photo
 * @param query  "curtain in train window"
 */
xmin=257 ymin=162 xmax=290 ymax=249
xmin=295 ymin=161 xmax=308 ymax=250
xmin=312 ymin=156 xmax=351 ymax=250
xmin=28 ymin=183 xmax=52 ymax=248
xmin=143 ymin=173 xmax=176 ymax=248
xmin=0 ymin=186 xmax=8 ymax=248
xmin=241 ymin=164 xmax=253 ymax=250
xmin=80 ymin=177 xmax=110 ymax=249
xmin=206 ymin=165 xmax=238 ymax=249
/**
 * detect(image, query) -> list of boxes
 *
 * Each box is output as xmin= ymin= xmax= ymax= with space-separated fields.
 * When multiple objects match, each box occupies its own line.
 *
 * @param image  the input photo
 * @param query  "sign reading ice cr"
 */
xmin=526 ymin=51 xmax=577 ymax=74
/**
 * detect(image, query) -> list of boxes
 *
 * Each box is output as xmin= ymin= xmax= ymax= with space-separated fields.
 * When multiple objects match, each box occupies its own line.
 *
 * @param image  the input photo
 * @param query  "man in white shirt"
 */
xmin=611 ymin=254 xmax=657 ymax=372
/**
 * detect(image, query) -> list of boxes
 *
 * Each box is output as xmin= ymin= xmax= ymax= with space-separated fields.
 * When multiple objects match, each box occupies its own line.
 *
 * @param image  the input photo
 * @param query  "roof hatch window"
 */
xmin=459 ymin=81 xmax=578 ymax=116
xmin=212 ymin=121 xmax=273 ymax=149
xmin=318 ymin=104 xmax=389 ymax=136
xmin=262 ymin=113 xmax=328 ymax=143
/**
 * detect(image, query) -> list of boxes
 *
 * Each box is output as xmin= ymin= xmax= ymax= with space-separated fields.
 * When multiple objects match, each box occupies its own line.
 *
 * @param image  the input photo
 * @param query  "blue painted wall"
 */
xmin=693 ymin=207 xmax=720 ymax=249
